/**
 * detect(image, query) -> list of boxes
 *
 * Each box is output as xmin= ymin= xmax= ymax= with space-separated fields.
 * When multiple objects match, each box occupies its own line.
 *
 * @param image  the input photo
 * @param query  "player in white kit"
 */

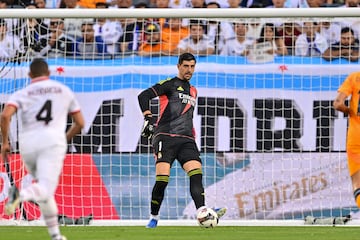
xmin=0 ymin=58 xmax=85 ymax=240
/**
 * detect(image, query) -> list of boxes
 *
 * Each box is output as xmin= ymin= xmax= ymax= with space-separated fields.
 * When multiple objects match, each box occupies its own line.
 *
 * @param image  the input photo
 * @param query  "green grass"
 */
xmin=1 ymin=226 xmax=360 ymax=240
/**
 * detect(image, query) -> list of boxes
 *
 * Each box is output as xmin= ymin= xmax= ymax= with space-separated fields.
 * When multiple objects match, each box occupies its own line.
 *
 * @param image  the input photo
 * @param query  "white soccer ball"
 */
xmin=197 ymin=207 xmax=219 ymax=228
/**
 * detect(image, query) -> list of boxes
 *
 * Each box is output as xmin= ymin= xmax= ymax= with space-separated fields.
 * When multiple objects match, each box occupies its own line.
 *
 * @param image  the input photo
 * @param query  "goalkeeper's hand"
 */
xmin=141 ymin=114 xmax=155 ymax=139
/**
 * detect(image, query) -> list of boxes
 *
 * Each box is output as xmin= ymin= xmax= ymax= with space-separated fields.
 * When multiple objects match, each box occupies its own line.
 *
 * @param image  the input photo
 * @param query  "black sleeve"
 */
xmin=138 ymin=88 xmax=157 ymax=113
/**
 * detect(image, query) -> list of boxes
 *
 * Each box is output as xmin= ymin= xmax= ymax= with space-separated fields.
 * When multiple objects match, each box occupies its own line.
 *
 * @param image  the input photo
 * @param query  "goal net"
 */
xmin=0 ymin=8 xmax=358 ymax=225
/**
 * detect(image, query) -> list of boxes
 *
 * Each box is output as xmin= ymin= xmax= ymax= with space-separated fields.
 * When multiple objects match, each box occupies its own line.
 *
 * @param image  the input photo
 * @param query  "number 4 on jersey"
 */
xmin=36 ymin=100 xmax=53 ymax=124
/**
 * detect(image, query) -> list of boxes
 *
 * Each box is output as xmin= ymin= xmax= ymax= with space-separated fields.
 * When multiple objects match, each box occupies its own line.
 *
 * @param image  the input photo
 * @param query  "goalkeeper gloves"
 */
xmin=141 ymin=114 xmax=155 ymax=139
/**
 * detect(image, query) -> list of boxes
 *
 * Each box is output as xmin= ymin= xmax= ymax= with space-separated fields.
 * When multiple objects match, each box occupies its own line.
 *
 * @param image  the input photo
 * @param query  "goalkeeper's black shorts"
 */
xmin=152 ymin=134 xmax=201 ymax=167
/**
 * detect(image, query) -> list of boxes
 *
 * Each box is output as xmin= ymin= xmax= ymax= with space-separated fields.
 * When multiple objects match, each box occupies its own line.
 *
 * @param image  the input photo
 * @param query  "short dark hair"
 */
xmin=341 ymin=27 xmax=354 ymax=36
xmin=135 ymin=2 xmax=148 ymax=8
xmin=189 ymin=19 xmax=205 ymax=29
xmin=95 ymin=2 xmax=108 ymax=8
xmin=206 ymin=1 xmax=221 ymax=7
xmin=30 ymin=58 xmax=49 ymax=77
xmin=178 ymin=53 xmax=196 ymax=65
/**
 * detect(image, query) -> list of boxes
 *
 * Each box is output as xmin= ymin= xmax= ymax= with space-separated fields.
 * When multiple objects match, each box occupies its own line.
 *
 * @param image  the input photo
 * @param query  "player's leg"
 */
xmin=147 ymin=136 xmax=174 ymax=228
xmin=183 ymin=161 xmax=227 ymax=218
xmin=181 ymin=140 xmax=226 ymax=219
xmin=36 ymin=146 xmax=67 ymax=240
xmin=20 ymin=146 xmax=66 ymax=240
xmin=5 ymin=152 xmax=37 ymax=215
xmin=147 ymin=161 xmax=171 ymax=228
xmin=179 ymin=139 xmax=205 ymax=210
xmin=347 ymin=151 xmax=360 ymax=209
xmin=183 ymin=160 xmax=205 ymax=209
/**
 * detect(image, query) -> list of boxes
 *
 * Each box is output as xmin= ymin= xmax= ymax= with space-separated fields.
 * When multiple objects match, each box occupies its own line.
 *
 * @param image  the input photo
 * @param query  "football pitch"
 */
xmin=1 ymin=226 xmax=359 ymax=240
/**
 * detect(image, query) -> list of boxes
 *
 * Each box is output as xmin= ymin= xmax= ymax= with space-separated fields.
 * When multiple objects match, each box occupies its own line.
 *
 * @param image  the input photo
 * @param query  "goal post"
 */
xmin=0 ymin=8 xmax=359 ymax=226
xmin=1 ymin=8 xmax=360 ymax=18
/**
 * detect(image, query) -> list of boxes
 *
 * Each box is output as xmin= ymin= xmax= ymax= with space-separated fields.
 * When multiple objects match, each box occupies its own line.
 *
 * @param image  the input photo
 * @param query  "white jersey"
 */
xmin=0 ymin=33 xmax=23 ymax=60
xmin=220 ymin=38 xmax=254 ymax=56
xmin=295 ymin=33 xmax=329 ymax=57
xmin=177 ymin=35 xmax=215 ymax=54
xmin=6 ymin=77 xmax=81 ymax=149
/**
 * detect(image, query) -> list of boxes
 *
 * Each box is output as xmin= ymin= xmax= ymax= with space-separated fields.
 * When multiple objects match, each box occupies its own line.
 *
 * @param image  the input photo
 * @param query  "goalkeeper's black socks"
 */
xmin=150 ymin=175 xmax=169 ymax=215
xmin=188 ymin=168 xmax=205 ymax=209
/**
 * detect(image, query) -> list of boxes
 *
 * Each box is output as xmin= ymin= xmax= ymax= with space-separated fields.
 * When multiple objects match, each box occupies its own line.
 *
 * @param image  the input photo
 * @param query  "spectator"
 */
xmin=161 ymin=18 xmax=189 ymax=54
xmin=191 ymin=0 xmax=206 ymax=7
xmin=240 ymin=0 xmax=271 ymax=8
xmin=78 ymin=0 xmax=106 ymax=8
xmin=283 ymin=0 xmax=300 ymax=7
xmin=267 ymin=0 xmax=286 ymax=7
xmin=110 ymin=0 xmax=134 ymax=8
xmin=0 ymin=19 xmax=24 ymax=61
xmin=205 ymin=0 xmax=230 ymax=7
xmin=174 ymin=19 xmax=215 ymax=55
xmin=169 ymin=0 xmax=192 ymax=7
xmin=247 ymin=0 xmax=273 ymax=7
xmin=19 ymin=14 xmax=49 ymax=55
xmin=153 ymin=0 xmax=170 ymax=28
xmin=319 ymin=21 xmax=341 ymax=45
xmin=323 ymin=27 xmax=360 ymax=62
xmin=118 ymin=21 xmax=147 ymax=54
xmin=341 ymin=0 xmax=359 ymax=7
xmin=0 ymin=0 xmax=21 ymax=35
xmin=138 ymin=22 xmax=166 ymax=56
xmin=34 ymin=0 xmax=46 ymax=8
xmin=47 ymin=0 xmax=62 ymax=8
xmin=93 ymin=2 xmax=108 ymax=37
xmin=94 ymin=11 xmax=123 ymax=55
xmin=176 ymin=0 xmax=206 ymax=28
xmin=227 ymin=0 xmax=242 ymax=7
xmin=32 ymin=0 xmax=50 ymax=26
xmin=62 ymin=0 xmax=87 ymax=39
xmin=156 ymin=0 xmax=170 ymax=7
xmin=220 ymin=22 xmax=253 ymax=56
xmin=117 ymin=2 xmax=148 ymax=54
xmin=286 ymin=0 xmax=326 ymax=7
xmin=295 ymin=21 xmax=328 ymax=57
xmin=75 ymin=21 xmax=107 ymax=58
xmin=39 ymin=18 xmax=76 ymax=57
xmin=304 ymin=0 xmax=327 ymax=7
xmin=205 ymin=2 xmax=234 ymax=54
xmin=246 ymin=20 xmax=264 ymax=41
xmin=252 ymin=23 xmax=288 ymax=56
xmin=277 ymin=22 xmax=302 ymax=55
xmin=339 ymin=0 xmax=360 ymax=40
xmin=94 ymin=18 xmax=123 ymax=55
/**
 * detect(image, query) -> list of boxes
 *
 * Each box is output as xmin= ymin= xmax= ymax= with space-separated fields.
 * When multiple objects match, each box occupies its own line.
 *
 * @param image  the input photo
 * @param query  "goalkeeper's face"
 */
xmin=177 ymin=60 xmax=196 ymax=81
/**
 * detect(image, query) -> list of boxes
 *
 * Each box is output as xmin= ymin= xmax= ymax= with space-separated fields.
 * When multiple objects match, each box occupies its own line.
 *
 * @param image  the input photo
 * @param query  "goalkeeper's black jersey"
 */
xmin=140 ymin=77 xmax=197 ymax=138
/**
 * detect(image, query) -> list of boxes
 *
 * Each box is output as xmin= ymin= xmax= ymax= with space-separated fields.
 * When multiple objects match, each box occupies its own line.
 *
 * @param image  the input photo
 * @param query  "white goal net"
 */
xmin=0 ymin=8 xmax=359 ymax=225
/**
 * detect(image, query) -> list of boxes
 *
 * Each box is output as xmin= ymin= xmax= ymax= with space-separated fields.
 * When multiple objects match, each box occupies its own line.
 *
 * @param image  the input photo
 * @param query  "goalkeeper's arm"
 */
xmin=138 ymin=88 xmax=157 ymax=138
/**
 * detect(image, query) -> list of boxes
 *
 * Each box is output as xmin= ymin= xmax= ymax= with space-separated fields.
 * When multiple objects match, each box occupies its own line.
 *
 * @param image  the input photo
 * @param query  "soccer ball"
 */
xmin=197 ymin=207 xmax=218 ymax=228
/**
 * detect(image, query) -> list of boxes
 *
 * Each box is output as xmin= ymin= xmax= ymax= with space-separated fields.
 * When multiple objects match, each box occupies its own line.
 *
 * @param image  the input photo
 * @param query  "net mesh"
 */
xmin=0 ymin=12 xmax=358 ymax=222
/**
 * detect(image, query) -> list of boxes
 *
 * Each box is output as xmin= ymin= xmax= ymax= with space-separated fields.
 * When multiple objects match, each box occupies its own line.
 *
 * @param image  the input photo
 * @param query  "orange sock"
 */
xmin=356 ymin=196 xmax=360 ymax=208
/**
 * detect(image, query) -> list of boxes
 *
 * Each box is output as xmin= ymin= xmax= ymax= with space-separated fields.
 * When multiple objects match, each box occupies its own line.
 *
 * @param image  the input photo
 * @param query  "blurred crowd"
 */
xmin=1 ymin=0 xmax=360 ymax=61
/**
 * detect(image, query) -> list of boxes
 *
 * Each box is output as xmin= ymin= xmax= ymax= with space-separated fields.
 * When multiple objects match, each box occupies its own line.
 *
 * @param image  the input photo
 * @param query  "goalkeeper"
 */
xmin=138 ymin=53 xmax=226 ymax=228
